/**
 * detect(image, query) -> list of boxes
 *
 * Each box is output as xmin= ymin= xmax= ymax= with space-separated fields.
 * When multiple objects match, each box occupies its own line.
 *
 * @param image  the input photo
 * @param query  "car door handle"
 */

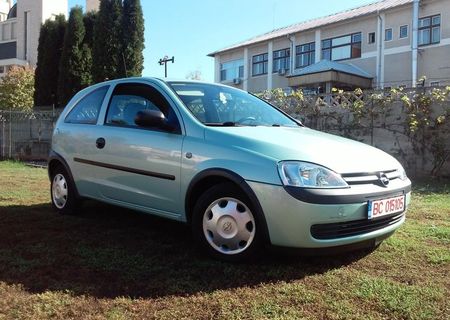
xmin=96 ymin=137 xmax=106 ymax=149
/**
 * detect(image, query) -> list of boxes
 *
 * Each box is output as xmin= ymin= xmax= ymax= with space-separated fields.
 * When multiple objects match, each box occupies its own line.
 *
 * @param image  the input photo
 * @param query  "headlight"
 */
xmin=278 ymin=161 xmax=348 ymax=188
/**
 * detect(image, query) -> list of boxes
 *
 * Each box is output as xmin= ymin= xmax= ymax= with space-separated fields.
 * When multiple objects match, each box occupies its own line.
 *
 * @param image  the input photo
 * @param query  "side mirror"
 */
xmin=135 ymin=110 xmax=175 ymax=131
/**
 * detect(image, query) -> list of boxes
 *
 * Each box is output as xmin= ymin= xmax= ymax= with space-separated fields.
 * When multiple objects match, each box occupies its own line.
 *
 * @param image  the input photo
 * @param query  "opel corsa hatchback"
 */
xmin=49 ymin=78 xmax=411 ymax=261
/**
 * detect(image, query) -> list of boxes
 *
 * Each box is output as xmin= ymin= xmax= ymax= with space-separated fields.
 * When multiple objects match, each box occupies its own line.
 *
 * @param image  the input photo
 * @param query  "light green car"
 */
xmin=49 ymin=78 xmax=411 ymax=261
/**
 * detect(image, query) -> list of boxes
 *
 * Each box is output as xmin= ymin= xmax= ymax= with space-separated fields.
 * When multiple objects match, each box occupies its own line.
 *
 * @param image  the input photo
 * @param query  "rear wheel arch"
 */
xmin=48 ymin=152 xmax=80 ymax=198
xmin=185 ymin=168 xmax=270 ymax=244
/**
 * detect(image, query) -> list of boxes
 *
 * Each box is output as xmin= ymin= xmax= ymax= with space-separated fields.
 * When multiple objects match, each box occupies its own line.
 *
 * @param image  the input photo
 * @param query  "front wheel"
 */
xmin=192 ymin=183 xmax=263 ymax=261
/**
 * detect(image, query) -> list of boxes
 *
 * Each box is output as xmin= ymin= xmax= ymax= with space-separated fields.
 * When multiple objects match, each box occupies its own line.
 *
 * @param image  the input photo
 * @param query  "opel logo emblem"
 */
xmin=223 ymin=222 xmax=233 ymax=232
xmin=379 ymin=173 xmax=389 ymax=187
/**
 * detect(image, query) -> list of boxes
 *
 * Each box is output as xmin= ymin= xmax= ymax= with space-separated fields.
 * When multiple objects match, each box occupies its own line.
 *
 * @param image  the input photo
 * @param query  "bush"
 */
xmin=0 ymin=66 xmax=35 ymax=111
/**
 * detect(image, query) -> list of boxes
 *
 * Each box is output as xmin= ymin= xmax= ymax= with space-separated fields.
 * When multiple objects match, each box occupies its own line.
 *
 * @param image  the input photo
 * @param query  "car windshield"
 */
xmin=168 ymin=82 xmax=299 ymax=127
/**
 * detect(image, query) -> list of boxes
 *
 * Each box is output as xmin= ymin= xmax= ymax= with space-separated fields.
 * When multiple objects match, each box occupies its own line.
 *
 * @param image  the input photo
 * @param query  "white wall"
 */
xmin=16 ymin=0 xmax=67 ymax=67
xmin=86 ymin=0 xmax=100 ymax=12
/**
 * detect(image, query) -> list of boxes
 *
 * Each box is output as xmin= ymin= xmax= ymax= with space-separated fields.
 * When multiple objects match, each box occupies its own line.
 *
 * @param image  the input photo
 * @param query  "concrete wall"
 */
xmin=384 ymin=52 xmax=412 ymax=87
xmin=16 ymin=0 xmax=67 ymax=67
xmin=418 ymin=46 xmax=450 ymax=86
xmin=86 ymin=0 xmax=100 ymax=12
xmin=0 ymin=0 xmax=10 ymax=20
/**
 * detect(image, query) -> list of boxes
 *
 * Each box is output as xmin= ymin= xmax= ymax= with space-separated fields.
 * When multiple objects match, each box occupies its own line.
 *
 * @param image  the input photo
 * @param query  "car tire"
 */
xmin=192 ymin=182 xmax=264 ymax=262
xmin=50 ymin=165 xmax=80 ymax=215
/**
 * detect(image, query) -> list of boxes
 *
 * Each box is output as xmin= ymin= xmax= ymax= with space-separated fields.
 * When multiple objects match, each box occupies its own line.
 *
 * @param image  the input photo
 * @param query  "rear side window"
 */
xmin=65 ymin=86 xmax=109 ymax=124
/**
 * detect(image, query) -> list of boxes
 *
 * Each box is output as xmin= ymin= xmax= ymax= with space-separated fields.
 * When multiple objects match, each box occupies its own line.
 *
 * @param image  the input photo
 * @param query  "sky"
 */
xmin=68 ymin=0 xmax=377 ymax=81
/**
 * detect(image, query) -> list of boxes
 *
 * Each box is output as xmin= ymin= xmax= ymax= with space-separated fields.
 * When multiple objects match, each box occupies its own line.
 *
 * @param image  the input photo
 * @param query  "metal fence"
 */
xmin=0 ymin=110 xmax=60 ymax=161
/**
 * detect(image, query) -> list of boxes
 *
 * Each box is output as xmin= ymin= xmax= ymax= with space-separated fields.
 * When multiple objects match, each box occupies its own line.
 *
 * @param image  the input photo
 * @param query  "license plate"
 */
xmin=368 ymin=195 xmax=405 ymax=219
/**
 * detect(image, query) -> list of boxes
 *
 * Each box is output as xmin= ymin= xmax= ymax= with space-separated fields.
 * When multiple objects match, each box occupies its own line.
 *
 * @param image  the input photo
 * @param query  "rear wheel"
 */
xmin=50 ymin=165 xmax=80 ymax=215
xmin=192 ymin=183 xmax=263 ymax=261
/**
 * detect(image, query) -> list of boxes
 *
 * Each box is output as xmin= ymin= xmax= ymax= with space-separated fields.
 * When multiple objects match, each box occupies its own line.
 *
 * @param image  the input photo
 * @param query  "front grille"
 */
xmin=311 ymin=213 xmax=404 ymax=240
xmin=342 ymin=169 xmax=399 ymax=186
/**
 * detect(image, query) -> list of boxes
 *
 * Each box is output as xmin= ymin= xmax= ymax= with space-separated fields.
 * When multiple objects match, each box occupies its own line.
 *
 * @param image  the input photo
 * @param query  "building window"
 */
xmin=295 ymin=42 xmax=315 ymax=68
xmin=430 ymin=81 xmax=440 ymax=87
xmin=419 ymin=14 xmax=440 ymax=46
xmin=400 ymin=25 xmax=408 ymax=39
xmin=252 ymin=53 xmax=268 ymax=76
xmin=368 ymin=32 xmax=376 ymax=44
xmin=273 ymin=48 xmax=290 ymax=72
xmin=0 ymin=66 xmax=5 ymax=74
xmin=385 ymin=28 xmax=393 ymax=41
xmin=322 ymin=32 xmax=361 ymax=61
xmin=220 ymin=59 xmax=244 ymax=82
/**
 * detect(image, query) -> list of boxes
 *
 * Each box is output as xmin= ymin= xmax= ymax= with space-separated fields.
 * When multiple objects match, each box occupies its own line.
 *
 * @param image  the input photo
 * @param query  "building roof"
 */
xmin=208 ymin=0 xmax=413 ymax=57
xmin=289 ymin=60 xmax=373 ymax=79
xmin=7 ymin=3 xmax=16 ymax=19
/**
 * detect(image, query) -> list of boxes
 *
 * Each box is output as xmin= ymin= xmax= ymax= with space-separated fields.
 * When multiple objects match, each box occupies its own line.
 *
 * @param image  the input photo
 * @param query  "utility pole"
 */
xmin=158 ymin=56 xmax=175 ymax=78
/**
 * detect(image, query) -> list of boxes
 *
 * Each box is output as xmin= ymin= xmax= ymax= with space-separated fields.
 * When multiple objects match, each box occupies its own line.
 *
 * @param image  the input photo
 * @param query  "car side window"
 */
xmin=105 ymin=83 xmax=180 ymax=132
xmin=65 ymin=86 xmax=109 ymax=124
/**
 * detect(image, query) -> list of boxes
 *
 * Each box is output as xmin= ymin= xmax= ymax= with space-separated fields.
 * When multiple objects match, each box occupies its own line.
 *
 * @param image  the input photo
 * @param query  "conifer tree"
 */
xmin=83 ymin=11 xmax=97 ymax=51
xmin=34 ymin=15 xmax=66 ymax=107
xmin=57 ymin=6 xmax=92 ymax=106
xmin=92 ymin=0 xmax=124 ymax=82
xmin=122 ymin=0 xmax=145 ymax=77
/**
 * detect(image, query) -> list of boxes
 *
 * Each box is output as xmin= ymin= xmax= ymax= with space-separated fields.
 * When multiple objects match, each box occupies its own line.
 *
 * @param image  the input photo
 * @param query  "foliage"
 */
xmin=93 ymin=0 xmax=124 ymax=82
xmin=34 ymin=15 xmax=67 ymax=107
xmin=122 ymin=0 xmax=145 ymax=77
xmin=57 ymin=6 xmax=93 ymax=107
xmin=83 ymin=11 xmax=97 ymax=51
xmin=0 ymin=66 xmax=35 ymax=111
xmin=34 ymin=0 xmax=145 ymax=103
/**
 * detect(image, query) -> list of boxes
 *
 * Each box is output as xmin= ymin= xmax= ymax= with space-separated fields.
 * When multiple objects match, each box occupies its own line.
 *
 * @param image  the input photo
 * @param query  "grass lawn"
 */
xmin=0 ymin=161 xmax=448 ymax=319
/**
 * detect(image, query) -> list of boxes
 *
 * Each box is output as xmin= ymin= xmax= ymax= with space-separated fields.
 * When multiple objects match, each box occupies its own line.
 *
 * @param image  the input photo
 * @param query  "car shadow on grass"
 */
xmin=0 ymin=201 xmax=373 ymax=299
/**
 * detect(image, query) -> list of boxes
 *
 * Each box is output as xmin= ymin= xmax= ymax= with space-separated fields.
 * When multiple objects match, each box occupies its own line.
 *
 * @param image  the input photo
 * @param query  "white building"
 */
xmin=86 ymin=0 xmax=100 ymax=13
xmin=210 ymin=0 xmax=450 ymax=92
xmin=0 ymin=0 xmax=68 ymax=77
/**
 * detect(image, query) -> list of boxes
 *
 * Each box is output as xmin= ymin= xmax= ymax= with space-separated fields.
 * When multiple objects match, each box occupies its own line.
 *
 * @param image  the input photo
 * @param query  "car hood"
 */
xmin=205 ymin=126 xmax=401 ymax=174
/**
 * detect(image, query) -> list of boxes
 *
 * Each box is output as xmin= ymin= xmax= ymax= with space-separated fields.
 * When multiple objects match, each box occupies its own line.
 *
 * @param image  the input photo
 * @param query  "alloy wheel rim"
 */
xmin=202 ymin=197 xmax=256 ymax=255
xmin=52 ymin=174 xmax=68 ymax=209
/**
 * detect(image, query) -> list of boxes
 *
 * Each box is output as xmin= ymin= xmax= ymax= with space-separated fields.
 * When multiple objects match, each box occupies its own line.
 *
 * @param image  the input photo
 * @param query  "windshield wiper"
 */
xmin=204 ymin=122 xmax=237 ymax=127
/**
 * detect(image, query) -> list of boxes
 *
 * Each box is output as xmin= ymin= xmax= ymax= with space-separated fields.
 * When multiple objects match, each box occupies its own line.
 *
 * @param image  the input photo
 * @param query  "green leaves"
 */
xmin=34 ymin=15 xmax=67 ymax=107
xmin=0 ymin=66 xmax=35 ymax=111
xmin=122 ymin=0 xmax=145 ymax=77
xmin=92 ymin=0 xmax=124 ymax=82
xmin=57 ymin=6 xmax=92 ymax=107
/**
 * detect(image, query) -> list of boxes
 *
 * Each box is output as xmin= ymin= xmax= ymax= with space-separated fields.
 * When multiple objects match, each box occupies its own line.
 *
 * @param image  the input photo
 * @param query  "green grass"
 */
xmin=0 ymin=160 xmax=449 ymax=319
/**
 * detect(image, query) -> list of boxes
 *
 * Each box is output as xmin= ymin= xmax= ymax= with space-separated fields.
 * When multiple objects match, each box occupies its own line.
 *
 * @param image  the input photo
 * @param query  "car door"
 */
xmin=90 ymin=81 xmax=185 ymax=217
xmin=55 ymin=85 xmax=111 ymax=198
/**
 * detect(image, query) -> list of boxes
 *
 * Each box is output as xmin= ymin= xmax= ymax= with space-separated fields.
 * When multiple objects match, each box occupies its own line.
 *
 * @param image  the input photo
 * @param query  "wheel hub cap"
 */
xmin=52 ymin=174 xmax=68 ymax=209
xmin=203 ymin=197 xmax=256 ymax=255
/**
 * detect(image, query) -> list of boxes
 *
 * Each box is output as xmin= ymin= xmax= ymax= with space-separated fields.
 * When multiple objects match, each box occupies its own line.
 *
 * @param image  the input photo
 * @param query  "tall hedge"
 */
xmin=57 ymin=6 xmax=92 ymax=106
xmin=34 ymin=15 xmax=66 ymax=107
xmin=92 ymin=0 xmax=124 ymax=82
xmin=83 ymin=11 xmax=97 ymax=53
xmin=122 ymin=0 xmax=145 ymax=77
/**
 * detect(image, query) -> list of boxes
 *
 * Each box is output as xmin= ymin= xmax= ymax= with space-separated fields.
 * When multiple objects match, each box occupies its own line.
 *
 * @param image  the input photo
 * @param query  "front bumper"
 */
xmin=247 ymin=179 xmax=411 ymax=248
